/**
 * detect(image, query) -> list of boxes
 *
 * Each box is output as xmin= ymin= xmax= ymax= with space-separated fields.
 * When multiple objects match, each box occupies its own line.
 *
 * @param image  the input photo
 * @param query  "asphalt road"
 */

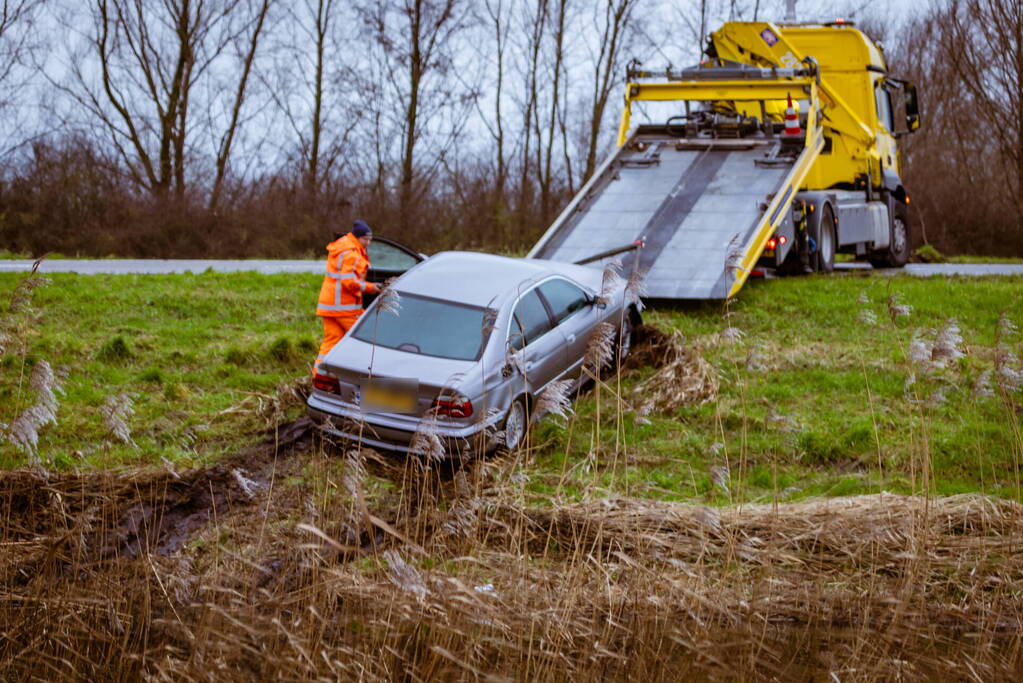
xmin=1 ymin=259 xmax=1023 ymax=277
xmin=0 ymin=259 xmax=326 ymax=275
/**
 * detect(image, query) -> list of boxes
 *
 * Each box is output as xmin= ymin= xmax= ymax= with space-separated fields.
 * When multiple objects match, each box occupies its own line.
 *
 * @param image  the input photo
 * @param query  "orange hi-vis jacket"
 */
xmin=317 ymin=233 xmax=377 ymax=319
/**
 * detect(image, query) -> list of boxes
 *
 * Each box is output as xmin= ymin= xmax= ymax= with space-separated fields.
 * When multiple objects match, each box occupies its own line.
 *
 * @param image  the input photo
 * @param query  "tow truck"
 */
xmin=530 ymin=20 xmax=921 ymax=300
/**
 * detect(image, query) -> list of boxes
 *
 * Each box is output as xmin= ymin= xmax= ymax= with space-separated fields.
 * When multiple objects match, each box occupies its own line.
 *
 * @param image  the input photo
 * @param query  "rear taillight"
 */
xmin=766 ymin=235 xmax=788 ymax=250
xmin=313 ymin=372 xmax=340 ymax=394
xmin=432 ymin=394 xmax=473 ymax=418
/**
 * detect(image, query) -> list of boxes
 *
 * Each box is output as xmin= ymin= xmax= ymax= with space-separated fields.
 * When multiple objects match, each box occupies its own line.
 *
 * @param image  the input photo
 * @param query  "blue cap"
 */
xmin=352 ymin=220 xmax=373 ymax=238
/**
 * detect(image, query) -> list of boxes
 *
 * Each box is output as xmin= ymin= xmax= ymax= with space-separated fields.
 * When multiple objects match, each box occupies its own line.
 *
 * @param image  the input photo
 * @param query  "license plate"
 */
xmin=360 ymin=378 xmax=418 ymax=414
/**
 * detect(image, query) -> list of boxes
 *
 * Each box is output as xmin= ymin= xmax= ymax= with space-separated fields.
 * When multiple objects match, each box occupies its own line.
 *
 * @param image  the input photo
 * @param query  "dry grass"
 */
xmin=629 ymin=325 xmax=719 ymax=414
xmin=2 ymin=421 xmax=1022 ymax=681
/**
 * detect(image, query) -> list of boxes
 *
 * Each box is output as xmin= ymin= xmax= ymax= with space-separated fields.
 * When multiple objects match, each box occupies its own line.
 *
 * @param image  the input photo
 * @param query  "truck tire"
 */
xmin=868 ymin=201 xmax=910 ymax=269
xmin=813 ymin=204 xmax=837 ymax=273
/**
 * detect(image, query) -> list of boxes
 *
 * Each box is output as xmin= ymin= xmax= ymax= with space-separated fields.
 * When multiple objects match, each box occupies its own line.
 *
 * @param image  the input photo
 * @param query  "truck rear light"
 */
xmin=313 ymin=372 xmax=341 ymax=394
xmin=432 ymin=394 xmax=473 ymax=418
xmin=766 ymin=235 xmax=787 ymax=250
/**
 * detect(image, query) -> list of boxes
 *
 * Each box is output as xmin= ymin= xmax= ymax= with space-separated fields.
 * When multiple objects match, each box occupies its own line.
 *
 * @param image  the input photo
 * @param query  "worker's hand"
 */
xmin=367 ymin=282 xmax=380 ymax=295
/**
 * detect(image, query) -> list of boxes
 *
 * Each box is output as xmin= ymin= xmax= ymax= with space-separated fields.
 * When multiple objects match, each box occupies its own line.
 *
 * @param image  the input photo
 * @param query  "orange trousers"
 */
xmin=315 ymin=315 xmax=357 ymax=372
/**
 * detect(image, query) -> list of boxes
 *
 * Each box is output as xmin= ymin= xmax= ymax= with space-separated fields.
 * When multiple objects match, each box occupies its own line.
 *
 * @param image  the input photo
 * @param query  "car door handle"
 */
xmin=524 ymin=361 xmax=534 ymax=372
xmin=566 ymin=333 xmax=576 ymax=344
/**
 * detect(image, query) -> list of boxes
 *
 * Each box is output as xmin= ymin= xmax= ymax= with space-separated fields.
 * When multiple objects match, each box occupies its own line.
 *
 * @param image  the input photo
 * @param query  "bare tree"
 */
xmin=0 ymin=0 xmax=42 ymax=99
xmin=262 ymin=0 xmax=357 ymax=202
xmin=516 ymin=0 xmax=547 ymax=222
xmin=0 ymin=0 xmax=44 ymax=157
xmin=209 ymin=0 xmax=272 ymax=210
xmin=944 ymin=0 xmax=1023 ymax=230
xmin=360 ymin=0 xmax=472 ymax=235
xmin=305 ymin=0 xmax=332 ymax=196
xmin=675 ymin=0 xmax=714 ymax=62
xmin=583 ymin=0 xmax=641 ymax=183
xmin=60 ymin=0 xmax=273 ymax=203
xmin=481 ymin=0 xmax=510 ymax=202
xmin=536 ymin=0 xmax=570 ymax=224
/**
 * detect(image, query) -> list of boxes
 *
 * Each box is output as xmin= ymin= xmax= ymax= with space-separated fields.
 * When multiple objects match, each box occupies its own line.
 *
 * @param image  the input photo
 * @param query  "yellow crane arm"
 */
xmin=711 ymin=21 xmax=875 ymax=146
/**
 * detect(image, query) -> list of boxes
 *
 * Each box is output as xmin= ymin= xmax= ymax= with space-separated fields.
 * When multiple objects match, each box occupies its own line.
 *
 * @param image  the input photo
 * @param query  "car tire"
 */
xmin=502 ymin=396 xmax=530 ymax=452
xmin=614 ymin=309 xmax=637 ymax=369
xmin=868 ymin=200 xmax=910 ymax=269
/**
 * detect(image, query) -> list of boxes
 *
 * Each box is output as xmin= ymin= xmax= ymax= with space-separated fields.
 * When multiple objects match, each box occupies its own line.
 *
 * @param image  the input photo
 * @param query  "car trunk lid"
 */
xmin=320 ymin=338 xmax=479 ymax=418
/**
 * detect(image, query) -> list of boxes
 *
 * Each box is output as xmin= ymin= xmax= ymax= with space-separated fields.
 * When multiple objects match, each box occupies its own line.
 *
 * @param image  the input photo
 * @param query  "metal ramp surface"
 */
xmin=530 ymin=134 xmax=790 ymax=299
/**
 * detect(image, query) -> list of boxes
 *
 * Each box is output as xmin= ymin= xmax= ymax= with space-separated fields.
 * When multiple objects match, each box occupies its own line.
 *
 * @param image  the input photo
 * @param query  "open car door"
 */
xmin=363 ymin=236 xmax=427 ymax=307
xmin=366 ymin=236 xmax=426 ymax=284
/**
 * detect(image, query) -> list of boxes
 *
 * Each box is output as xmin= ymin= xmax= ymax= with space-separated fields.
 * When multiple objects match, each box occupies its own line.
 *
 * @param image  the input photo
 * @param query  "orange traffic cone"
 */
xmin=784 ymin=93 xmax=801 ymax=136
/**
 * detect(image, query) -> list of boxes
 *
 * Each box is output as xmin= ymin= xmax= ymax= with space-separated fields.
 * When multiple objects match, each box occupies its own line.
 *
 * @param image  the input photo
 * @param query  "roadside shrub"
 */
xmin=913 ymin=244 xmax=946 ymax=263
xmin=224 ymin=347 xmax=248 ymax=366
xmin=97 ymin=336 xmax=132 ymax=363
xmin=840 ymin=421 xmax=874 ymax=453
xmin=164 ymin=382 xmax=189 ymax=401
xmin=825 ymin=475 xmax=871 ymax=496
xmin=268 ymin=337 xmax=294 ymax=362
xmin=138 ymin=368 xmax=165 ymax=384
xmin=798 ymin=430 xmax=842 ymax=464
xmin=747 ymin=465 xmax=774 ymax=489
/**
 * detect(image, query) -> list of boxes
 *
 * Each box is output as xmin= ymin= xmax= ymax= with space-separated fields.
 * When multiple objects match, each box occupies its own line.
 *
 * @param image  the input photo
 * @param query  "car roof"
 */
xmin=394 ymin=251 xmax=596 ymax=307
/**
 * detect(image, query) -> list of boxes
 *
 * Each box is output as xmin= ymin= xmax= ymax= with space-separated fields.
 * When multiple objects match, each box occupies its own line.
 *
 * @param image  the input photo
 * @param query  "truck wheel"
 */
xmin=814 ymin=204 xmax=837 ymax=273
xmin=868 ymin=201 xmax=910 ymax=269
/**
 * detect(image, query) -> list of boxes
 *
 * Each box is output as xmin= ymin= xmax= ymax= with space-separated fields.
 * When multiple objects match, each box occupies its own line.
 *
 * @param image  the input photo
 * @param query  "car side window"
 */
xmin=367 ymin=240 xmax=419 ymax=271
xmin=538 ymin=278 xmax=588 ymax=325
xmin=509 ymin=289 xmax=553 ymax=351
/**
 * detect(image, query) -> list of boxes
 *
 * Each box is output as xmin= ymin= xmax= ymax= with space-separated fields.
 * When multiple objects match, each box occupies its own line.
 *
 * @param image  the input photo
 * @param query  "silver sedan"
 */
xmin=307 ymin=251 xmax=641 ymax=457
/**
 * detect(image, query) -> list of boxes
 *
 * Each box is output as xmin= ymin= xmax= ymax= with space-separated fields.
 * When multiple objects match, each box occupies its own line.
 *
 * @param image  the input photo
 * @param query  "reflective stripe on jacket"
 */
xmin=317 ymin=233 xmax=373 ymax=318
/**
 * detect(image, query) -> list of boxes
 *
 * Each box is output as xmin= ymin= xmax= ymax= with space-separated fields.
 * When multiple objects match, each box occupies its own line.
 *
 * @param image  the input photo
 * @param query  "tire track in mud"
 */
xmin=104 ymin=419 xmax=313 ymax=558
xmin=0 ymin=417 xmax=317 ymax=576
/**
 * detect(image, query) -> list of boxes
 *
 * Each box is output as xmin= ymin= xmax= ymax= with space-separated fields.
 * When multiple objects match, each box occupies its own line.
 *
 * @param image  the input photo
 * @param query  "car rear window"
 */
xmin=352 ymin=292 xmax=488 ymax=361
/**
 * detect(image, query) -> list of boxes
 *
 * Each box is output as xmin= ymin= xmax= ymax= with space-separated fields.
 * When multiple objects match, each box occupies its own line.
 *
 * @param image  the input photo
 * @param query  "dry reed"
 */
xmin=4 ymin=438 xmax=1020 ymax=681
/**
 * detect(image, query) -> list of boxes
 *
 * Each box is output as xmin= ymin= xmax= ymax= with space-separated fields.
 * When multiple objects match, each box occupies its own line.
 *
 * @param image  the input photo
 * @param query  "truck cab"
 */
xmin=710 ymin=20 xmax=921 ymax=268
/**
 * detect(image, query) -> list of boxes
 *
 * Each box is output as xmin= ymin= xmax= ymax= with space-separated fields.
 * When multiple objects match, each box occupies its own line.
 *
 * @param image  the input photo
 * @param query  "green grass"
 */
xmin=528 ymin=272 xmax=1023 ymax=503
xmin=2 ymin=270 xmax=1021 ymax=504
xmin=0 ymin=272 xmax=322 ymax=468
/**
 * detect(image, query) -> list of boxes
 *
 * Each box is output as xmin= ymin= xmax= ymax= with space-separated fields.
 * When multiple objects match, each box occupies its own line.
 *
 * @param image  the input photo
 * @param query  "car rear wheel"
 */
xmin=614 ymin=309 xmax=636 ymax=369
xmin=502 ymin=397 xmax=529 ymax=452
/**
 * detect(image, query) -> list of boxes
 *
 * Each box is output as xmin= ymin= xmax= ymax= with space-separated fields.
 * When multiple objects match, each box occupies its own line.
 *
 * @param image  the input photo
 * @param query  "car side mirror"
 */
xmin=587 ymin=293 xmax=608 ymax=310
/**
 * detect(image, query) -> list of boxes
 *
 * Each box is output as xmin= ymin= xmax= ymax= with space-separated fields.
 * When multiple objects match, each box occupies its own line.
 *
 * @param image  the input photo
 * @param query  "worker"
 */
xmin=314 ymin=220 xmax=379 ymax=372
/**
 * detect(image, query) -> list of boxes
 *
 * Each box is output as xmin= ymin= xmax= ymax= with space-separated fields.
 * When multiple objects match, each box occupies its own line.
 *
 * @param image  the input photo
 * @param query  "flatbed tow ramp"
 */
xmin=529 ymin=63 xmax=825 ymax=300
